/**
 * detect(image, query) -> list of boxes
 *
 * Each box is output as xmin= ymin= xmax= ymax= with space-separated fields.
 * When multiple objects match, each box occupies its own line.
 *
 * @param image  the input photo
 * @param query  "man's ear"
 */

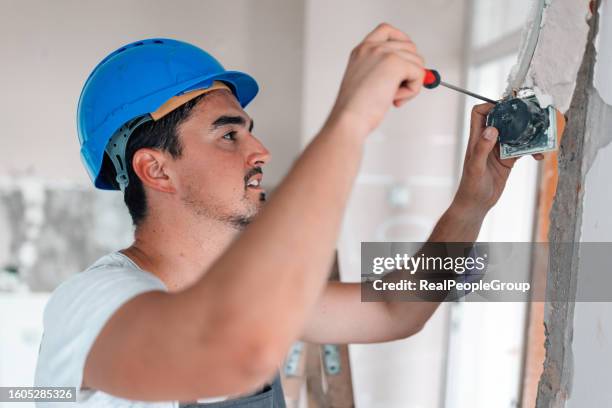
xmin=131 ymin=148 xmax=176 ymax=193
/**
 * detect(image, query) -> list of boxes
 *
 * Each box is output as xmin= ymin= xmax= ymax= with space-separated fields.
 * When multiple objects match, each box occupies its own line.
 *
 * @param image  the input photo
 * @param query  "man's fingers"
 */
xmin=466 ymin=103 xmax=495 ymax=159
xmin=471 ymin=126 xmax=498 ymax=171
xmin=499 ymin=156 xmax=518 ymax=169
xmin=472 ymin=102 xmax=496 ymax=117
xmin=359 ymin=24 xmax=424 ymax=108
xmin=393 ymin=87 xmax=418 ymax=106
xmin=469 ymin=103 xmax=495 ymax=133
xmin=532 ymin=153 xmax=545 ymax=160
xmin=364 ymin=22 xmax=411 ymax=43
xmin=382 ymin=50 xmax=424 ymax=71
xmin=379 ymin=40 xmax=419 ymax=55
xmin=396 ymin=61 xmax=424 ymax=99
xmin=378 ymin=46 xmax=424 ymax=67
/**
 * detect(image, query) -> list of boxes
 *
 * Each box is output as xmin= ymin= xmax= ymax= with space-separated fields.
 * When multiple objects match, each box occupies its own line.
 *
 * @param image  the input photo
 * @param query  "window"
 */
xmin=444 ymin=1 xmax=536 ymax=407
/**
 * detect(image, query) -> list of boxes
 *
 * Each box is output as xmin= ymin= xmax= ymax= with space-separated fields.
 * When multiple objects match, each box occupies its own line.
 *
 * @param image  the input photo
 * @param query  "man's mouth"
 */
xmin=246 ymin=178 xmax=261 ymax=188
xmin=245 ymin=167 xmax=264 ymax=190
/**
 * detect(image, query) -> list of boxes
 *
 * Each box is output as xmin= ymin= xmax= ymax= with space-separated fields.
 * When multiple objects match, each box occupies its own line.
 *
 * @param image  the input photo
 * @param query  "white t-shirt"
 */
xmin=34 ymin=252 xmax=227 ymax=407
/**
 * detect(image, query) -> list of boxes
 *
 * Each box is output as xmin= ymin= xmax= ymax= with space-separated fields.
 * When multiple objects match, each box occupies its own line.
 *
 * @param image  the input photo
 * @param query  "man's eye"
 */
xmin=222 ymin=131 xmax=237 ymax=141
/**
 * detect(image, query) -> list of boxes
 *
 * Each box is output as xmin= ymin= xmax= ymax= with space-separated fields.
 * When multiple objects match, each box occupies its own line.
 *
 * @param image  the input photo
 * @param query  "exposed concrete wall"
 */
xmin=536 ymin=21 xmax=594 ymax=403
xmin=528 ymin=0 xmax=612 ymax=406
xmin=504 ymin=0 xmax=612 ymax=405
xmin=566 ymin=2 xmax=612 ymax=405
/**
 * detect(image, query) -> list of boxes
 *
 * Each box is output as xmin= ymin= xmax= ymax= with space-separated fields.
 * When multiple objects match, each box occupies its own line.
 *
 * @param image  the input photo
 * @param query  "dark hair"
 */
xmin=100 ymin=93 xmax=209 ymax=226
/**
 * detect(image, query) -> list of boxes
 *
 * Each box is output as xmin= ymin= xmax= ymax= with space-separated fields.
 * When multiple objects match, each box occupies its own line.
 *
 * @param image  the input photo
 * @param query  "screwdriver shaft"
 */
xmin=439 ymin=81 xmax=497 ymax=104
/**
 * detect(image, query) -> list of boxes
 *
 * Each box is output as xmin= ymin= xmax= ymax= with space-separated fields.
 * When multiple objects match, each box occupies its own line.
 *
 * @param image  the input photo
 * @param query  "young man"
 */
xmin=35 ymin=24 xmax=534 ymax=407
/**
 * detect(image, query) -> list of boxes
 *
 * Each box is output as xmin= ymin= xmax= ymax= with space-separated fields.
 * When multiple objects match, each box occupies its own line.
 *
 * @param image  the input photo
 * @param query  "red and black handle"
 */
xmin=423 ymin=69 xmax=441 ymax=89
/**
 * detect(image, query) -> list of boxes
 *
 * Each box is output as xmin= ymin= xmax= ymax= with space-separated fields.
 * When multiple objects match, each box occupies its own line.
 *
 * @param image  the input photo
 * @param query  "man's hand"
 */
xmin=327 ymin=23 xmax=425 ymax=135
xmin=302 ymin=103 xmax=549 ymax=346
xmin=452 ymin=103 xmax=543 ymax=217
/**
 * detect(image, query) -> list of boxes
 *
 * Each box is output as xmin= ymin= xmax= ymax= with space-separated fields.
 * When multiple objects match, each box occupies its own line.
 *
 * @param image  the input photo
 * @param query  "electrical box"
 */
xmin=486 ymin=89 xmax=558 ymax=159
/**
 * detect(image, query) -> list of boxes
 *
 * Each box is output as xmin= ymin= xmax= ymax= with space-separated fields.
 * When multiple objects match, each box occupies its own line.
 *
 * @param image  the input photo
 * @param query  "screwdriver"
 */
xmin=422 ymin=69 xmax=497 ymax=104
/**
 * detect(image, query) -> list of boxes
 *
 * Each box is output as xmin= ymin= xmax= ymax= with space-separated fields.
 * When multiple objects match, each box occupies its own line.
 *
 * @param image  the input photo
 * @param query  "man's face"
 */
xmin=170 ymin=90 xmax=270 ymax=229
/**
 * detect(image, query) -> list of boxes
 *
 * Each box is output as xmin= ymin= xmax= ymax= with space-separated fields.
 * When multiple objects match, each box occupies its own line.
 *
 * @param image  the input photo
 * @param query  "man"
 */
xmin=35 ymin=24 xmax=535 ymax=407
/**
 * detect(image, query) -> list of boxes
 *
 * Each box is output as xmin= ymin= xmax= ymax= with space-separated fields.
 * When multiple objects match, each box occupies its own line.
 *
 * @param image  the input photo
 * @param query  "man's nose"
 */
xmin=246 ymin=135 xmax=271 ymax=167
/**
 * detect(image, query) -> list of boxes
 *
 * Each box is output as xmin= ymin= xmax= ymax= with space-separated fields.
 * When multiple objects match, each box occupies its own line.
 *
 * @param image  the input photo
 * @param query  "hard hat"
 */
xmin=77 ymin=38 xmax=259 ymax=191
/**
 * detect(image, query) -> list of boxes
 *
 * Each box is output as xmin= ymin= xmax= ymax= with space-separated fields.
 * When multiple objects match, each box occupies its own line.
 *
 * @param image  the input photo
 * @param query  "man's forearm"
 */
xmin=381 ymin=202 xmax=487 ymax=335
xmin=357 ymin=101 xmax=513 ymax=341
xmin=429 ymin=200 xmax=487 ymax=243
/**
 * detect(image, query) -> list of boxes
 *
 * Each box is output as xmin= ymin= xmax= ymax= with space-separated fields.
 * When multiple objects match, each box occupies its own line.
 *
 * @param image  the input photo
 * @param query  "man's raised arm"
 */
xmin=84 ymin=23 xmax=426 ymax=400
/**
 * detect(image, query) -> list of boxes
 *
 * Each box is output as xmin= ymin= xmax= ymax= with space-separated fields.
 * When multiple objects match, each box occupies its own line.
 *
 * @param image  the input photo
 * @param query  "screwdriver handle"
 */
xmin=423 ymin=69 xmax=441 ymax=89
xmin=422 ymin=68 xmax=497 ymax=104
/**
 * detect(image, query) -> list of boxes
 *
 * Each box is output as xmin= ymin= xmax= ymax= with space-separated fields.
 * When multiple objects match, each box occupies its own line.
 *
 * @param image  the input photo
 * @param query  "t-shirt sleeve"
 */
xmin=34 ymin=264 xmax=166 ymax=391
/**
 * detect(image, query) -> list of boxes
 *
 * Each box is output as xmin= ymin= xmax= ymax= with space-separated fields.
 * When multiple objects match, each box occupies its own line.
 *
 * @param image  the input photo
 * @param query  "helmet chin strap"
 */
xmin=105 ymin=115 xmax=152 ymax=193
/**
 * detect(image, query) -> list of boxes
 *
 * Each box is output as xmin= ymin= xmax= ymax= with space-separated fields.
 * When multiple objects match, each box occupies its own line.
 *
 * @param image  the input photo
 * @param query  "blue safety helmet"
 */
xmin=77 ymin=38 xmax=258 ymax=191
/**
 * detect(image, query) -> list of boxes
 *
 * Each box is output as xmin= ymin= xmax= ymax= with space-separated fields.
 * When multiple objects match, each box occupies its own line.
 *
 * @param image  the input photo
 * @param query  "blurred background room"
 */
xmin=1 ymin=1 xmax=544 ymax=407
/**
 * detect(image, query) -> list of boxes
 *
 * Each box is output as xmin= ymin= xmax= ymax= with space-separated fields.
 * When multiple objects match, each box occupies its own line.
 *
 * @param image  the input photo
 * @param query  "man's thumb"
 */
xmin=473 ymin=126 xmax=498 ymax=167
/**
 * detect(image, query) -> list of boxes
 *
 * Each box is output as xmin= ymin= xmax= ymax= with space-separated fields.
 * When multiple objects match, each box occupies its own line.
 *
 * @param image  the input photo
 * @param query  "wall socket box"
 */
xmin=486 ymin=89 xmax=558 ymax=159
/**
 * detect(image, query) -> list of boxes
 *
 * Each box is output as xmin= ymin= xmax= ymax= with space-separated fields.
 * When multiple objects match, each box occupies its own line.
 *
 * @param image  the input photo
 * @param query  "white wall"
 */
xmin=568 ymin=138 xmax=612 ymax=406
xmin=0 ymin=294 xmax=49 ymax=408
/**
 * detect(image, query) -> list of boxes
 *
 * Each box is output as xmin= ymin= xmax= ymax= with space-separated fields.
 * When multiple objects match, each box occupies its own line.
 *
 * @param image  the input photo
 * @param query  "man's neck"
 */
xmin=121 ymin=216 xmax=239 ymax=292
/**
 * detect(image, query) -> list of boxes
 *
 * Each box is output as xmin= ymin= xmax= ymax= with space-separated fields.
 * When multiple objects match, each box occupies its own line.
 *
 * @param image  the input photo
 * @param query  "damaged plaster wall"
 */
xmin=508 ymin=0 xmax=589 ymax=110
xmin=526 ymin=1 xmax=590 ymax=111
xmin=507 ymin=0 xmax=612 ymax=406
xmin=565 ymin=1 xmax=612 ymax=405
xmin=508 ymin=0 xmax=612 ymax=406
xmin=536 ymin=13 xmax=595 ymax=404
xmin=0 ymin=178 xmax=132 ymax=292
xmin=567 ymin=121 xmax=612 ymax=406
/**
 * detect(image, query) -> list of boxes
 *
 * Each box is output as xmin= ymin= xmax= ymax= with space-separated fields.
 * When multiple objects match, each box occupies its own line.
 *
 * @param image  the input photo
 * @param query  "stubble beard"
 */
xmin=181 ymin=187 xmax=266 ymax=231
xmin=225 ymin=191 xmax=267 ymax=230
